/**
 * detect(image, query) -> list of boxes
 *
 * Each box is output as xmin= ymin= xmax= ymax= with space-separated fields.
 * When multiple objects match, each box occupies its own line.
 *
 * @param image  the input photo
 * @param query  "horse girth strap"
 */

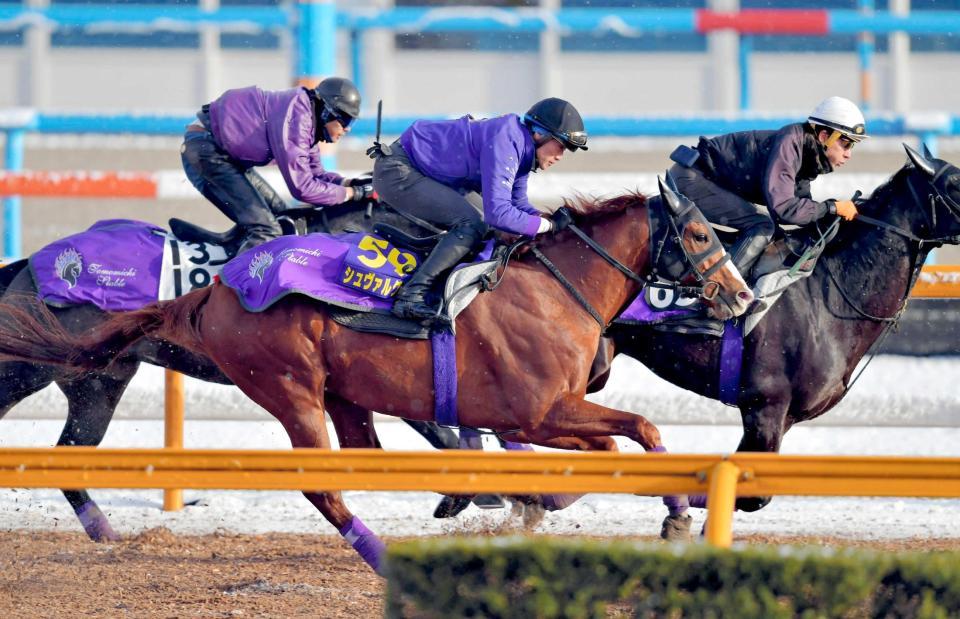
xmin=530 ymin=246 xmax=605 ymax=328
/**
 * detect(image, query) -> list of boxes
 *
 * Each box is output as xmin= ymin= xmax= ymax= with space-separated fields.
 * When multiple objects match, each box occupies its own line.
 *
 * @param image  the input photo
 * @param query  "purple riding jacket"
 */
xmin=399 ymin=114 xmax=542 ymax=237
xmin=208 ymin=86 xmax=347 ymax=205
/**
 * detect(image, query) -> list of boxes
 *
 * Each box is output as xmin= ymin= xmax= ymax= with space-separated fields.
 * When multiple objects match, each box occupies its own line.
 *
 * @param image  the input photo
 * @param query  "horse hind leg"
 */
xmin=55 ymin=364 xmax=137 ymax=542
xmin=227 ymin=366 xmax=388 ymax=575
xmin=0 ymin=360 xmax=59 ymax=419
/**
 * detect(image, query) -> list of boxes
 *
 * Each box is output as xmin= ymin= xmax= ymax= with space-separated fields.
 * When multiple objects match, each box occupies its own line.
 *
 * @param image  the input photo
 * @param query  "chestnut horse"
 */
xmin=591 ymin=145 xmax=960 ymax=516
xmin=0 ymin=202 xmax=460 ymax=541
xmin=0 ymin=181 xmax=752 ymax=573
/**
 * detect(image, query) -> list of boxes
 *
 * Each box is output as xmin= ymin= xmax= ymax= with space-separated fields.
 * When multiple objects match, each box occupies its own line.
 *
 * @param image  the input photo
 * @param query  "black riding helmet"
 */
xmin=523 ymin=97 xmax=588 ymax=151
xmin=313 ymin=77 xmax=361 ymax=142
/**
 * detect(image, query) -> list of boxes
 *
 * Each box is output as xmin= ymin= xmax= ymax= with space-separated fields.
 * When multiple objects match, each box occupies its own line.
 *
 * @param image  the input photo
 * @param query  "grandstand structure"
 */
xmin=0 ymin=0 xmax=957 ymax=115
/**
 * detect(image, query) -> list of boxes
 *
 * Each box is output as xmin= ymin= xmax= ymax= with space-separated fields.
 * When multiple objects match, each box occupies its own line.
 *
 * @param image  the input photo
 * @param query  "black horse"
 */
xmin=588 ymin=144 xmax=960 ymax=513
xmin=0 ymin=201 xmax=460 ymax=541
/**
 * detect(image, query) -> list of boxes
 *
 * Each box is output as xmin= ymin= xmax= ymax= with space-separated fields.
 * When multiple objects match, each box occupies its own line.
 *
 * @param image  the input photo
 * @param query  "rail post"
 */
xmin=163 ymin=370 xmax=185 ymax=511
xmin=2 ymin=128 xmax=24 ymax=259
xmin=704 ymin=459 xmax=741 ymax=547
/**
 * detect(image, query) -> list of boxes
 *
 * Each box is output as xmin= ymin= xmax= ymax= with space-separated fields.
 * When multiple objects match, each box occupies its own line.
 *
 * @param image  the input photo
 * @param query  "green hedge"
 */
xmin=384 ymin=537 xmax=960 ymax=618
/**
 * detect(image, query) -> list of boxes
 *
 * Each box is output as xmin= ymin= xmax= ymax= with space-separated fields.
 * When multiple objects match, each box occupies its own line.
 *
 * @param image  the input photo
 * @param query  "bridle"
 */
xmin=828 ymin=163 xmax=960 ymax=323
xmin=529 ymin=198 xmax=730 ymax=329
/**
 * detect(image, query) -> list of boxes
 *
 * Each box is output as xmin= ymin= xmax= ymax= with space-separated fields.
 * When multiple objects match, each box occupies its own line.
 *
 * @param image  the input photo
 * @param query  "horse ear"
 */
xmin=658 ymin=175 xmax=681 ymax=215
xmin=904 ymin=143 xmax=936 ymax=178
xmin=921 ymin=142 xmax=935 ymax=160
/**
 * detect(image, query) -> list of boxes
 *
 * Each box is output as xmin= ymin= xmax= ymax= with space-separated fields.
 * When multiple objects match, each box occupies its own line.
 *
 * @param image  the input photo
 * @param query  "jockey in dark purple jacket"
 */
xmin=181 ymin=77 xmax=373 ymax=254
xmin=373 ymin=97 xmax=588 ymax=324
xmin=668 ymin=96 xmax=868 ymax=283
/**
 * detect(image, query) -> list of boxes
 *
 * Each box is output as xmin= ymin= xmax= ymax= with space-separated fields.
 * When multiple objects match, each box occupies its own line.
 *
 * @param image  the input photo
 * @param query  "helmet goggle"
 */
xmin=332 ymin=110 xmax=355 ymax=129
xmin=824 ymin=130 xmax=860 ymax=151
xmin=525 ymin=115 xmax=588 ymax=151
xmin=557 ymin=130 xmax=588 ymax=151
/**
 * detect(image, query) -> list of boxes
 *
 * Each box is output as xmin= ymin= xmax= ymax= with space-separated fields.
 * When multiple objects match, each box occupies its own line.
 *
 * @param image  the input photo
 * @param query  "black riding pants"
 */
xmin=669 ymin=162 xmax=775 ymax=276
xmin=181 ymin=130 xmax=285 ymax=245
xmin=372 ymin=143 xmax=487 ymax=236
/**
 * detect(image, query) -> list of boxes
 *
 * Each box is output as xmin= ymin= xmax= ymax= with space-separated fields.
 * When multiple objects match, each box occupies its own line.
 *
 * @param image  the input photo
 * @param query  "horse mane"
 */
xmin=560 ymin=190 xmax=648 ymax=217
xmin=523 ymin=191 xmax=648 ymax=255
xmin=825 ymin=163 xmax=912 ymax=252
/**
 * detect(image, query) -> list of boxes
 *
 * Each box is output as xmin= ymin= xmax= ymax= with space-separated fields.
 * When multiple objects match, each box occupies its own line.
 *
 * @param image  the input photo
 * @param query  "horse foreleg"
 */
xmin=585 ymin=337 xmax=616 ymax=395
xmin=55 ymin=366 xmax=136 ymax=542
xmin=532 ymin=396 xmax=691 ymax=539
xmin=326 ymin=394 xmax=382 ymax=449
xmin=404 ymin=419 xmax=459 ymax=449
xmin=732 ymin=400 xmax=789 ymax=513
xmin=504 ymin=433 xmax=621 ymax=514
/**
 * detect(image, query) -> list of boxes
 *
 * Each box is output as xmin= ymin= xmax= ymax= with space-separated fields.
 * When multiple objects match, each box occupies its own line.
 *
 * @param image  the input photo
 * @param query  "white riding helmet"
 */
xmin=808 ymin=96 xmax=868 ymax=142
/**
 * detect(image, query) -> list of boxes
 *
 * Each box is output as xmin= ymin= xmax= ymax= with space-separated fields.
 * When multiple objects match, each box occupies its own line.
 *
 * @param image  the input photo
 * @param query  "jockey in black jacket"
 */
xmin=668 ymin=96 xmax=868 ymax=282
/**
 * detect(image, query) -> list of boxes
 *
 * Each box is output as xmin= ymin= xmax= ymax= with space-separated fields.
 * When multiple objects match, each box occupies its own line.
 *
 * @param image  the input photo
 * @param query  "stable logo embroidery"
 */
xmin=54 ymin=248 xmax=83 ymax=289
xmin=248 ymin=251 xmax=274 ymax=284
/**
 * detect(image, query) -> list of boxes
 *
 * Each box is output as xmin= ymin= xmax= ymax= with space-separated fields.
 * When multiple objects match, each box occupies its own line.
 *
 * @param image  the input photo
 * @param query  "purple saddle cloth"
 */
xmin=618 ymin=285 xmax=743 ymax=407
xmin=220 ymin=232 xmax=423 ymax=313
xmin=30 ymin=219 xmax=166 ymax=311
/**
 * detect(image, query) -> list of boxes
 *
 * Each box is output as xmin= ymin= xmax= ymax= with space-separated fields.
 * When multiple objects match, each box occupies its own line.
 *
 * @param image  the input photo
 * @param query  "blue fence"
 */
xmin=3 ymin=4 xmax=960 ymax=258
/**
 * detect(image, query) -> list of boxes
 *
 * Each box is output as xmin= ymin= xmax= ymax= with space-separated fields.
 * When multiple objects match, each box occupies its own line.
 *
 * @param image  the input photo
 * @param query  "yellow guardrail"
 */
xmin=915 ymin=265 xmax=960 ymax=297
xmin=2 ymin=448 xmax=959 ymax=547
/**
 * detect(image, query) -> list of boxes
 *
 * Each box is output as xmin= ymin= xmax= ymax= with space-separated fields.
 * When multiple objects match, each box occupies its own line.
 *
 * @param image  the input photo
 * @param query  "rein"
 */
xmin=830 ymin=166 xmax=960 ymax=395
xmin=828 ymin=169 xmax=959 ymax=324
xmin=529 ymin=200 xmax=724 ymax=329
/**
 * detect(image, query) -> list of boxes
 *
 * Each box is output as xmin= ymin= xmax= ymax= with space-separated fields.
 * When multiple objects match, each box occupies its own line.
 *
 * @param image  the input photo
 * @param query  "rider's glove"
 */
xmin=832 ymin=199 xmax=858 ymax=221
xmin=346 ymin=175 xmax=373 ymax=187
xmin=550 ymin=206 xmax=575 ymax=232
xmin=351 ymin=183 xmax=376 ymax=202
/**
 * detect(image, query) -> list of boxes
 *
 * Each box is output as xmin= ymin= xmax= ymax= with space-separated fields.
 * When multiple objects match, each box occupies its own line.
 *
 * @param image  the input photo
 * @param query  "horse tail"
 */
xmin=0 ymin=286 xmax=214 ymax=372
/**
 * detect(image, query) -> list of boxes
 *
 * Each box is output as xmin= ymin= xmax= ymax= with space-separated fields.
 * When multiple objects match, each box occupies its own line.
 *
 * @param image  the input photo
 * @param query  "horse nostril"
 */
xmin=738 ymin=290 xmax=754 ymax=303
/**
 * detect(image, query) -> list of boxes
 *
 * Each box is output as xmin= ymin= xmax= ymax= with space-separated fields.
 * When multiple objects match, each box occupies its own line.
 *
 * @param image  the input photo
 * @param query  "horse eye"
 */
xmin=694 ymin=233 xmax=709 ymax=243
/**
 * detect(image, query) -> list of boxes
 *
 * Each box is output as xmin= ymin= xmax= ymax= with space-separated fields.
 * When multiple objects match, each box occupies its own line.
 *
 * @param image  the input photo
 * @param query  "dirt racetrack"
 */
xmin=3 ymin=529 xmax=958 ymax=618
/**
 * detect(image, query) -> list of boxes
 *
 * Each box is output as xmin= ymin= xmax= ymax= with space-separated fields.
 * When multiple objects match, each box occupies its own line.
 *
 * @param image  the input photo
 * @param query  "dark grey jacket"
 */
xmin=694 ymin=122 xmax=834 ymax=225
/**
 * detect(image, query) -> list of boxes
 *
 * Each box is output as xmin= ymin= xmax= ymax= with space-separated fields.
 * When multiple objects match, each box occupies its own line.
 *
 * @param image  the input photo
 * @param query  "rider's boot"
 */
xmin=728 ymin=224 xmax=773 ymax=284
xmin=236 ymin=221 xmax=283 ymax=256
xmin=728 ymin=222 xmax=775 ymax=313
xmin=392 ymin=221 xmax=483 ymax=324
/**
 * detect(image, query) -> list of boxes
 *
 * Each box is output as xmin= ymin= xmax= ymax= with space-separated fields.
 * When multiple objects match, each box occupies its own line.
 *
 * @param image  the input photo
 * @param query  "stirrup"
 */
xmin=392 ymin=298 xmax=448 ymax=326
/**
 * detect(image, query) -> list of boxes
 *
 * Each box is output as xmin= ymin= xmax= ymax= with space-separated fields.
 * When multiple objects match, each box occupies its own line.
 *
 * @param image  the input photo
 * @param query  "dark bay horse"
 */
xmin=591 ymin=145 xmax=960 ymax=514
xmin=0 ymin=184 xmax=752 ymax=573
xmin=0 ymin=202 xmax=461 ymax=541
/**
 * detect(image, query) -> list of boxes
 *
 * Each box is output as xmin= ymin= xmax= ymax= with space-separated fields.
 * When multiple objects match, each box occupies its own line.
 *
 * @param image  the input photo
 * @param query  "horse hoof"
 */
xmin=472 ymin=494 xmax=506 ymax=510
xmin=660 ymin=513 xmax=692 ymax=542
xmin=433 ymin=495 xmax=472 ymax=519
xmin=735 ymin=496 xmax=772 ymax=513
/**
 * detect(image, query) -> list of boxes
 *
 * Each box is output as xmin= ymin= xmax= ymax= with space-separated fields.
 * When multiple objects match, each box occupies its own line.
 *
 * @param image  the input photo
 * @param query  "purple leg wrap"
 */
xmin=502 ymin=440 xmax=533 ymax=451
xmin=76 ymin=501 xmax=120 ymax=542
xmin=651 ymin=446 xmax=689 ymax=516
xmin=458 ymin=427 xmax=483 ymax=450
xmin=339 ymin=516 xmax=387 ymax=575
xmin=689 ymin=495 xmax=708 ymax=509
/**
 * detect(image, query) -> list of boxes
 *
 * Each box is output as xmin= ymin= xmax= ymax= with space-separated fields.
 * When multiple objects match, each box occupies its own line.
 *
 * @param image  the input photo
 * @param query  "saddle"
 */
xmin=329 ymin=224 xmax=507 ymax=339
xmin=168 ymin=208 xmax=319 ymax=261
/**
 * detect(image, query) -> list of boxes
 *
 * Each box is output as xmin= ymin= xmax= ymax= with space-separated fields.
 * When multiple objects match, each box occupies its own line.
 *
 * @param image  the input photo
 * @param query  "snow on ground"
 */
xmin=2 ymin=355 xmax=959 ymax=541
xmin=7 ymin=355 xmax=960 ymax=427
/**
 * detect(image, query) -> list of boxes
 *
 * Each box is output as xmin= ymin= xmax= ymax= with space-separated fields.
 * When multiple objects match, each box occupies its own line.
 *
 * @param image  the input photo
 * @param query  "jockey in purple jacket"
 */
xmin=373 ymin=97 xmax=588 ymax=324
xmin=181 ymin=77 xmax=373 ymax=255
